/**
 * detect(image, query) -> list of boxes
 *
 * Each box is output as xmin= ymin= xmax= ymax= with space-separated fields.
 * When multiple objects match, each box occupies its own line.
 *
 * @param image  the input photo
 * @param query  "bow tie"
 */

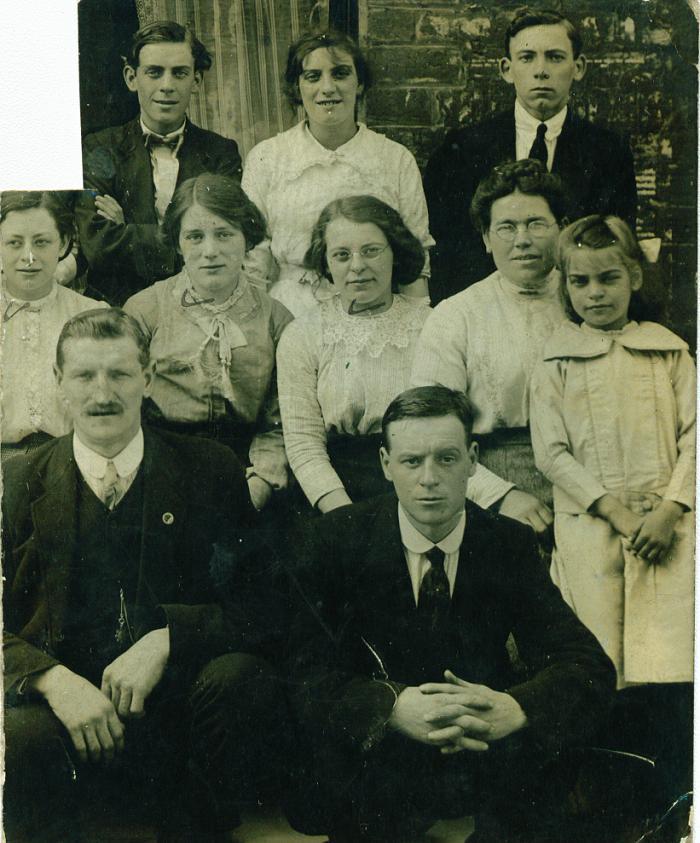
xmin=144 ymin=133 xmax=180 ymax=151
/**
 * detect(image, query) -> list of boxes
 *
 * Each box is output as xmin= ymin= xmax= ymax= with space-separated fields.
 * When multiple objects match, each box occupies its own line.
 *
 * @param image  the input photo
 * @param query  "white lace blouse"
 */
xmin=276 ymin=294 xmax=429 ymax=504
xmin=242 ymin=121 xmax=434 ymax=316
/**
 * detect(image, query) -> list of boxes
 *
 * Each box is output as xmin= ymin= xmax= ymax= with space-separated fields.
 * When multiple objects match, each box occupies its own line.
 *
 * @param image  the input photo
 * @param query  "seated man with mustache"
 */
xmin=3 ymin=308 xmax=277 ymax=843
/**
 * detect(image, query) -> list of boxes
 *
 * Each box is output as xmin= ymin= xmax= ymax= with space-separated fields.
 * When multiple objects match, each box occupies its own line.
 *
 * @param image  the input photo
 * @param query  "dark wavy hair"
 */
xmin=56 ymin=308 xmax=151 ymax=372
xmin=283 ymin=30 xmax=371 ymax=108
xmin=163 ymin=174 xmax=267 ymax=252
xmin=126 ymin=20 xmax=212 ymax=73
xmin=382 ymin=386 xmax=474 ymax=450
xmin=504 ymin=8 xmax=583 ymax=59
xmin=304 ymin=195 xmax=425 ymax=291
xmin=0 ymin=190 xmax=74 ymax=259
xmin=557 ymin=214 xmax=652 ymax=324
xmin=469 ymin=159 xmax=567 ymax=235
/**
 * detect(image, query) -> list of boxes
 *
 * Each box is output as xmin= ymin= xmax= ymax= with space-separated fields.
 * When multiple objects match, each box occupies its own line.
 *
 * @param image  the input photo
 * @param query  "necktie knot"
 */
xmin=426 ymin=546 xmax=446 ymax=570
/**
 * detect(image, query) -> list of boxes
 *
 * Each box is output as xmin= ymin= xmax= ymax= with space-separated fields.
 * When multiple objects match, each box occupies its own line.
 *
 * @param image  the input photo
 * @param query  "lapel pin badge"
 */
xmin=162 ymin=512 xmax=175 ymax=525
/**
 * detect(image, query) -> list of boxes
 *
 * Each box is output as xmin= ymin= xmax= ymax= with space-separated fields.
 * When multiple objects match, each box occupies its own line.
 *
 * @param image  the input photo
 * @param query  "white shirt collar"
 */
xmin=73 ymin=428 xmax=144 ymax=480
xmin=398 ymin=502 xmax=466 ymax=555
xmin=140 ymin=116 xmax=186 ymax=142
xmin=514 ymin=99 xmax=568 ymax=138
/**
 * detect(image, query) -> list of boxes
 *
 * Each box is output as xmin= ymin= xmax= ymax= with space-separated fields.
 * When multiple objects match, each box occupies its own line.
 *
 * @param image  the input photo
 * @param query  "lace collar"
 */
xmin=172 ymin=268 xmax=259 ymax=321
xmin=1 ymin=281 xmax=58 ymax=319
xmin=319 ymin=293 xmax=429 ymax=358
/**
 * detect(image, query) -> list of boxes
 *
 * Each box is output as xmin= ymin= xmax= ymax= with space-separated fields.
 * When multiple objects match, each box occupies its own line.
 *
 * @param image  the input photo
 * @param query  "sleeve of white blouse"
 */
xmin=663 ymin=349 xmax=696 ymax=510
xmin=411 ymin=304 xmax=469 ymax=393
xmin=395 ymin=144 xmax=435 ymax=282
xmin=530 ymin=358 xmax=608 ymax=511
xmin=276 ymin=319 xmax=346 ymax=507
xmin=242 ymin=143 xmax=276 ymax=287
xmin=248 ymin=303 xmax=294 ymax=490
xmin=466 ymin=464 xmax=516 ymax=509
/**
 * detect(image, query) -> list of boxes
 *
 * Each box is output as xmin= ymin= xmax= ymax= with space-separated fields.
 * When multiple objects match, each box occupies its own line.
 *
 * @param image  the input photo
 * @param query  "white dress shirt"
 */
xmin=73 ymin=428 xmax=144 ymax=507
xmin=140 ymin=117 xmax=185 ymax=223
xmin=398 ymin=503 xmax=466 ymax=605
xmin=514 ymin=101 xmax=568 ymax=172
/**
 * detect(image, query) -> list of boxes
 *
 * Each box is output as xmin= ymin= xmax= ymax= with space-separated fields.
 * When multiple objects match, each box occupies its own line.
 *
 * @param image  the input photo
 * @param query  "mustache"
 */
xmin=85 ymin=403 xmax=123 ymax=416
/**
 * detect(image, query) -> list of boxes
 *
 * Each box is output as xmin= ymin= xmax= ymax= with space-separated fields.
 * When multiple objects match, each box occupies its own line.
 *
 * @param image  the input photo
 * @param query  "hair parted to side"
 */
xmin=504 ymin=8 xmax=583 ymax=58
xmin=126 ymin=20 xmax=212 ymax=72
xmin=56 ymin=308 xmax=151 ymax=372
xmin=0 ymin=191 xmax=75 ymax=259
xmin=304 ymin=195 xmax=425 ymax=290
xmin=283 ymin=30 xmax=371 ymax=107
xmin=469 ymin=159 xmax=567 ymax=234
xmin=557 ymin=214 xmax=649 ymax=323
xmin=382 ymin=386 xmax=474 ymax=451
xmin=162 ymin=174 xmax=267 ymax=252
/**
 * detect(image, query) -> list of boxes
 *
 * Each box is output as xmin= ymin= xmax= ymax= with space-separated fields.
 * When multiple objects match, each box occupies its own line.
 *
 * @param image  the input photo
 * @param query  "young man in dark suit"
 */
xmin=424 ymin=8 xmax=638 ymax=302
xmin=286 ymin=385 xmax=616 ymax=842
xmin=2 ymin=309 xmax=274 ymax=843
xmin=75 ymin=21 xmax=242 ymax=304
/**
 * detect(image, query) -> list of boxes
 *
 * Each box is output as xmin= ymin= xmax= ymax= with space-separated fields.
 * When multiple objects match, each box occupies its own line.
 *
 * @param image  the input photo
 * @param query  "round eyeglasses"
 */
xmin=490 ymin=221 xmax=557 ymax=242
xmin=328 ymin=244 xmax=389 ymax=263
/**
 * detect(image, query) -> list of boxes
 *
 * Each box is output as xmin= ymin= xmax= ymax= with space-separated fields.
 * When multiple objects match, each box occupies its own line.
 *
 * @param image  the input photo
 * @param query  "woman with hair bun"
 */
xmin=242 ymin=30 xmax=433 ymax=316
xmin=124 ymin=173 xmax=292 ymax=511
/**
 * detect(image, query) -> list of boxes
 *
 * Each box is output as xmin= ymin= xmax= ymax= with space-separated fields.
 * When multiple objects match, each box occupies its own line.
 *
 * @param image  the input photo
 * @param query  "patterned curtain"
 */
xmin=134 ymin=0 xmax=328 ymax=156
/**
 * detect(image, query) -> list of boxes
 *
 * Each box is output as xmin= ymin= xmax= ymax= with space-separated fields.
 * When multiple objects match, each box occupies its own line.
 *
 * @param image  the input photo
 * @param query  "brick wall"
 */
xmin=359 ymin=0 xmax=697 ymax=342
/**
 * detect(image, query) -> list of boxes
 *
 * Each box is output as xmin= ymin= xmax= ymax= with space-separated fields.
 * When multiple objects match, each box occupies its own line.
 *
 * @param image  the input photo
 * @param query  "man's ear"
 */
xmin=379 ymin=445 xmax=392 ymax=482
xmin=573 ymin=53 xmax=587 ymax=82
xmin=499 ymin=56 xmax=514 ymax=85
xmin=467 ymin=441 xmax=479 ymax=478
xmin=123 ymin=64 xmax=138 ymax=92
xmin=142 ymin=361 xmax=156 ymax=397
xmin=192 ymin=70 xmax=203 ymax=92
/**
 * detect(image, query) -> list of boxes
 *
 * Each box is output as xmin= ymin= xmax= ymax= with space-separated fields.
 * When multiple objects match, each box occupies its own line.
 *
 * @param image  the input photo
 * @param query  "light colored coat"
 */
xmin=530 ymin=320 xmax=695 ymax=686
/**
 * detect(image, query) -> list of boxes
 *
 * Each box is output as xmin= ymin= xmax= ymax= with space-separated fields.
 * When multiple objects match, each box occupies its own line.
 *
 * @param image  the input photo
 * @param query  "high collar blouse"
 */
xmin=1 ymin=284 xmax=106 ymax=443
xmin=412 ymin=270 xmax=567 ymax=433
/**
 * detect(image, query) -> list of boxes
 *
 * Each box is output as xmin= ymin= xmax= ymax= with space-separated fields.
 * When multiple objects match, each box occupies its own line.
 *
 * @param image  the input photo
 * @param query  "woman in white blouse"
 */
xmin=413 ymin=160 xmax=568 ymax=535
xmin=1 ymin=191 xmax=105 ymax=458
xmin=276 ymin=195 xmax=429 ymax=512
xmin=242 ymin=31 xmax=433 ymax=317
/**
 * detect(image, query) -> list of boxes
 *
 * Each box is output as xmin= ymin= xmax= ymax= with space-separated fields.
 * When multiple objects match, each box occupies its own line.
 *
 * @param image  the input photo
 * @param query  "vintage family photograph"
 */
xmin=1 ymin=1 xmax=697 ymax=841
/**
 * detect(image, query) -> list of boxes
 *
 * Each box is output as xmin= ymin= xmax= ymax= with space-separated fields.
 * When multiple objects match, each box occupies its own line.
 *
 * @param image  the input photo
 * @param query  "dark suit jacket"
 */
xmin=287 ymin=495 xmax=615 ymax=788
xmin=424 ymin=109 xmax=638 ymax=302
xmin=75 ymin=118 xmax=243 ymax=304
xmin=2 ymin=427 xmax=261 ymax=699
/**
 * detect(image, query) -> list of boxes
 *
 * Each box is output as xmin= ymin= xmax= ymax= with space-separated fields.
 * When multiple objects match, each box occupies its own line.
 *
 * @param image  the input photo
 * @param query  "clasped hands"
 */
xmin=31 ymin=627 xmax=169 ymax=765
xmin=389 ymin=669 xmax=527 ymax=755
xmin=594 ymin=493 xmax=683 ymax=563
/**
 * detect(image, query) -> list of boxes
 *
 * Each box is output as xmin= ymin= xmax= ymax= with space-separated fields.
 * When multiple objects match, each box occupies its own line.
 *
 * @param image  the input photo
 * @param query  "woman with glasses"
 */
xmin=412 ymin=160 xmax=568 ymax=534
xmin=242 ymin=31 xmax=433 ymax=317
xmin=276 ymin=196 xmax=430 ymax=512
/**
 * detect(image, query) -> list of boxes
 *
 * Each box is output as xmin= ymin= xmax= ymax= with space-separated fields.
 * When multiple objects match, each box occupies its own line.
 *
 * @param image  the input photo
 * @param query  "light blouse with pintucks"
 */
xmin=124 ymin=269 xmax=293 ymax=490
xmin=241 ymin=121 xmax=434 ymax=316
xmin=276 ymin=293 xmax=512 ymax=509
xmin=412 ymin=270 xmax=567 ymax=433
xmin=1 ymin=284 xmax=106 ymax=443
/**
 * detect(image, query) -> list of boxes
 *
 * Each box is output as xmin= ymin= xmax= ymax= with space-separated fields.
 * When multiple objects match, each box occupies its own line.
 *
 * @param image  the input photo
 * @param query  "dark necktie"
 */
xmin=528 ymin=122 xmax=548 ymax=165
xmin=144 ymin=133 xmax=180 ymax=151
xmin=418 ymin=546 xmax=451 ymax=628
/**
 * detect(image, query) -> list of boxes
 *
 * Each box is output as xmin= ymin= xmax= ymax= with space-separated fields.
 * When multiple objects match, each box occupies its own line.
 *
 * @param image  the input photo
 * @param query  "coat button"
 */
xmin=162 ymin=512 xmax=175 ymax=525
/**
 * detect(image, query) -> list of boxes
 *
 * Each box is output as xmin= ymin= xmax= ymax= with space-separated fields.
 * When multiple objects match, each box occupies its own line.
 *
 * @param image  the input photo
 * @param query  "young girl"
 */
xmin=530 ymin=214 xmax=694 ymax=797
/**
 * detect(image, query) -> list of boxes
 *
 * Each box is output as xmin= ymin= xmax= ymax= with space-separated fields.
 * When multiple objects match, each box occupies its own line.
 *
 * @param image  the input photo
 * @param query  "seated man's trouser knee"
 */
xmin=4 ymin=653 xmax=285 ymax=839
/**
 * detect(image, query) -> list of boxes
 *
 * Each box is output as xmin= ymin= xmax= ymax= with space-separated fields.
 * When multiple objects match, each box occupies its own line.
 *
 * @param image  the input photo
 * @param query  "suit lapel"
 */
xmin=551 ymin=110 xmax=583 ymax=181
xmin=30 ymin=437 xmax=80 ymax=640
xmin=117 ymin=119 xmax=158 ymax=223
xmin=134 ymin=429 xmax=188 ymax=623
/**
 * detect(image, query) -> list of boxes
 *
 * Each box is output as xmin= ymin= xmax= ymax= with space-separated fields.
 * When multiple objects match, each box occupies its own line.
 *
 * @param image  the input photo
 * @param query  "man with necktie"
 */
xmin=424 ymin=8 xmax=638 ymax=302
xmin=75 ymin=21 xmax=242 ymax=304
xmin=2 ymin=308 xmax=275 ymax=842
xmin=285 ymin=385 xmax=616 ymax=842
